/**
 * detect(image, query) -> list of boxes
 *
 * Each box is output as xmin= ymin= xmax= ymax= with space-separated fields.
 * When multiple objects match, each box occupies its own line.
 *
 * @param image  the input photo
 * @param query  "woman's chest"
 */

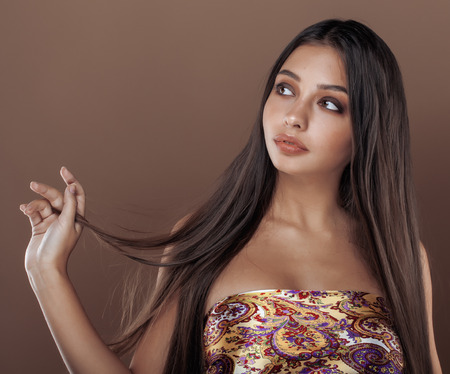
xmin=206 ymin=224 xmax=382 ymax=314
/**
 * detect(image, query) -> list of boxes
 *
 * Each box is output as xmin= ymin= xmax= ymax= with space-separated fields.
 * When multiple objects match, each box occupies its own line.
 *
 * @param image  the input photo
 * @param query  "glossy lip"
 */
xmin=274 ymin=134 xmax=309 ymax=151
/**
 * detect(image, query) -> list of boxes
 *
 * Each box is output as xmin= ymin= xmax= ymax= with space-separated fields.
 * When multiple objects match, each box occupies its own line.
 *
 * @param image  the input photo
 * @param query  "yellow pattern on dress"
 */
xmin=203 ymin=290 xmax=403 ymax=373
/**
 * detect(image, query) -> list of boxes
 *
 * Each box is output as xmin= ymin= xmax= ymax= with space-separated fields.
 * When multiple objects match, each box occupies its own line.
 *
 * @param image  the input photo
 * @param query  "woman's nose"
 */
xmin=283 ymin=100 xmax=308 ymax=130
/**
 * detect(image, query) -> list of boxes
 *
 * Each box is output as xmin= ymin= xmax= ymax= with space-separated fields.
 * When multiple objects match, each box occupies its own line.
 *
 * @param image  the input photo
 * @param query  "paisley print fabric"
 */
xmin=203 ymin=290 xmax=403 ymax=373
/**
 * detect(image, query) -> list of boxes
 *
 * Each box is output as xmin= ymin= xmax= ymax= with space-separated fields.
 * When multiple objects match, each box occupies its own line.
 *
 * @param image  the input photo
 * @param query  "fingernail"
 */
xmin=19 ymin=204 xmax=26 ymax=211
xmin=30 ymin=181 xmax=38 ymax=190
xmin=69 ymin=185 xmax=76 ymax=194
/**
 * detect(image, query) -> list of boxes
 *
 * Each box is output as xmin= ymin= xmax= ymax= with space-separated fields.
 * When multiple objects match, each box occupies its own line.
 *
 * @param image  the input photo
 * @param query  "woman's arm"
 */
xmin=129 ymin=215 xmax=191 ymax=373
xmin=21 ymin=167 xmax=131 ymax=374
xmin=29 ymin=267 xmax=131 ymax=374
xmin=420 ymin=242 xmax=442 ymax=374
xmin=129 ymin=296 xmax=177 ymax=374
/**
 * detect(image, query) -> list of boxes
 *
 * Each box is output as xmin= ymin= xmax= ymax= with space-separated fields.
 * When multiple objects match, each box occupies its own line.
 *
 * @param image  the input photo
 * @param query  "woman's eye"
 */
xmin=319 ymin=99 xmax=342 ymax=113
xmin=275 ymin=83 xmax=294 ymax=96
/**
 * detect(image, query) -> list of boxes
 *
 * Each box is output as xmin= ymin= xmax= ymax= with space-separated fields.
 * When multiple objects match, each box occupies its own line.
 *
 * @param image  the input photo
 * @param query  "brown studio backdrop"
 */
xmin=1 ymin=0 xmax=449 ymax=372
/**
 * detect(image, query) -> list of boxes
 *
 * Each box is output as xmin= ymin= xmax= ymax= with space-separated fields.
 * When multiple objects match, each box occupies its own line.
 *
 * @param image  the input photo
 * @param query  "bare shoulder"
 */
xmin=161 ymin=213 xmax=192 ymax=260
xmin=420 ymin=241 xmax=430 ymax=267
xmin=129 ymin=216 xmax=190 ymax=373
xmin=419 ymin=241 xmax=442 ymax=374
xmin=420 ymin=242 xmax=431 ymax=290
xmin=172 ymin=213 xmax=192 ymax=233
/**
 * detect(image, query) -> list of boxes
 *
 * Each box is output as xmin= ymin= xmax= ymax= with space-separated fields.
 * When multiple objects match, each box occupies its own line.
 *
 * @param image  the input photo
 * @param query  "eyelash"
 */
xmin=274 ymin=83 xmax=294 ymax=96
xmin=274 ymin=83 xmax=344 ymax=114
xmin=318 ymin=97 xmax=343 ymax=113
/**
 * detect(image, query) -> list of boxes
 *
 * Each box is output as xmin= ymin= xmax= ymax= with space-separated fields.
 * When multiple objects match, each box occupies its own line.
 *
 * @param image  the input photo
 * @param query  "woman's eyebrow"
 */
xmin=278 ymin=69 xmax=300 ymax=81
xmin=277 ymin=69 xmax=348 ymax=95
xmin=317 ymin=84 xmax=348 ymax=94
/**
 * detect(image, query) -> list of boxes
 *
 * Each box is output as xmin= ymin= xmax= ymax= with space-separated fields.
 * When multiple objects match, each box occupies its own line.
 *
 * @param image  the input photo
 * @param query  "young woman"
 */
xmin=20 ymin=19 xmax=442 ymax=373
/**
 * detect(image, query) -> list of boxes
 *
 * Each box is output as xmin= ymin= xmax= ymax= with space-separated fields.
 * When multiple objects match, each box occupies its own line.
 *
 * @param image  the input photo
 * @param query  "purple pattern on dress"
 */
xmin=204 ymin=290 xmax=403 ymax=373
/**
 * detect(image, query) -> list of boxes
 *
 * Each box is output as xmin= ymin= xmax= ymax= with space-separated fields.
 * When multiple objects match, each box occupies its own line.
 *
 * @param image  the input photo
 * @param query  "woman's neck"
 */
xmin=267 ymin=171 xmax=351 ymax=233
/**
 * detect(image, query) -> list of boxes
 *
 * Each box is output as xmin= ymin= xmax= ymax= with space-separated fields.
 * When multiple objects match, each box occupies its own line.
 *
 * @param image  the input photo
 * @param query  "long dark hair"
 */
xmin=76 ymin=19 xmax=431 ymax=373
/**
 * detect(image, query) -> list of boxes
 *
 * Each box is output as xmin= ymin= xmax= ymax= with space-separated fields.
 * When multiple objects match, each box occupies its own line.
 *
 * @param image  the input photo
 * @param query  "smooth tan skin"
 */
xmin=208 ymin=45 xmax=373 ymax=307
xmin=21 ymin=45 xmax=441 ymax=373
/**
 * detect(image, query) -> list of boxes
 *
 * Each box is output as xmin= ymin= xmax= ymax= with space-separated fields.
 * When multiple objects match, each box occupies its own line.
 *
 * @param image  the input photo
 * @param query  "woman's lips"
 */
xmin=274 ymin=134 xmax=309 ymax=154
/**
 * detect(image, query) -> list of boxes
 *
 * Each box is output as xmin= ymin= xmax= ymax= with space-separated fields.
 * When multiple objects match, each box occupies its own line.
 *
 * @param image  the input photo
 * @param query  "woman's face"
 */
xmin=263 ymin=44 xmax=352 ymax=180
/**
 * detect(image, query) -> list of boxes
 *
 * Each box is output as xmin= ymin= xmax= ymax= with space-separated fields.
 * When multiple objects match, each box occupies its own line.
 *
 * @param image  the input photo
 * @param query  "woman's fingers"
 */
xmin=21 ymin=205 xmax=45 ymax=227
xmin=20 ymin=199 xmax=56 ymax=228
xmin=30 ymin=181 xmax=64 ymax=211
xmin=60 ymin=185 xmax=83 ymax=233
xmin=28 ymin=167 xmax=86 ymax=218
xmin=60 ymin=167 xmax=85 ymax=216
xmin=21 ymin=188 xmax=82 ymax=236
xmin=23 ymin=167 xmax=85 ymax=234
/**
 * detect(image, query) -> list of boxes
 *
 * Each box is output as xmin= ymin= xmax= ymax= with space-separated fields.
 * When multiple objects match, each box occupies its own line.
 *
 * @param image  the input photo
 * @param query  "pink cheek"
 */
xmin=263 ymin=99 xmax=279 ymax=119
xmin=263 ymin=113 xmax=280 ymax=135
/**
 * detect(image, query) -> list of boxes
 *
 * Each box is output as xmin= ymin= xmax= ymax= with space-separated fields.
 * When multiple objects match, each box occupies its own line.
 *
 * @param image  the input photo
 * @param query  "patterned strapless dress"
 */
xmin=203 ymin=290 xmax=403 ymax=373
